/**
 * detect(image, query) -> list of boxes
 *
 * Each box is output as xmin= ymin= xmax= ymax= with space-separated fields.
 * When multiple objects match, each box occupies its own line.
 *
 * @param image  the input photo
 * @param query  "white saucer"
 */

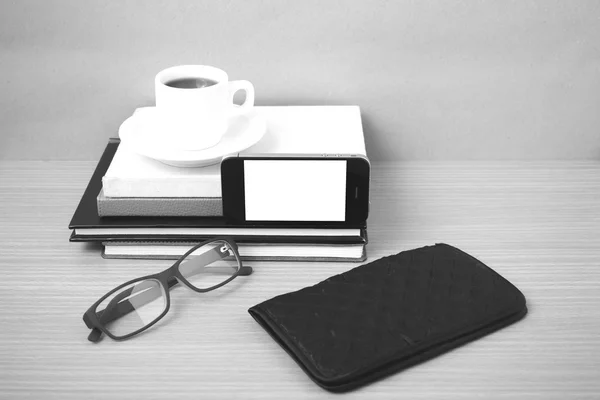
xmin=118 ymin=107 xmax=267 ymax=167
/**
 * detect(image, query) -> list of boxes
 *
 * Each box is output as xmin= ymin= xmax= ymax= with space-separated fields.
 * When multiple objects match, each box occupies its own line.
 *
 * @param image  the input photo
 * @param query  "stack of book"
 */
xmin=69 ymin=106 xmax=369 ymax=261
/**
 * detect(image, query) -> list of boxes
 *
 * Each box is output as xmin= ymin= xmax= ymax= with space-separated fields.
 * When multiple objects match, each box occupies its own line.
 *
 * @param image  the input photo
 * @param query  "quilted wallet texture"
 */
xmin=248 ymin=243 xmax=527 ymax=392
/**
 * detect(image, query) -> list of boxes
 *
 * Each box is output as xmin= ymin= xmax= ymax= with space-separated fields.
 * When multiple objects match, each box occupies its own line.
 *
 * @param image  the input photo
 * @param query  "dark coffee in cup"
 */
xmin=164 ymin=77 xmax=218 ymax=89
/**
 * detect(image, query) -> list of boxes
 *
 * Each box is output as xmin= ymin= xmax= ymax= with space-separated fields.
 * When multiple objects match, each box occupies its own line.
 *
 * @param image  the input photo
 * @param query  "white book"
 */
xmin=102 ymin=241 xmax=366 ymax=262
xmin=102 ymin=106 xmax=366 ymax=198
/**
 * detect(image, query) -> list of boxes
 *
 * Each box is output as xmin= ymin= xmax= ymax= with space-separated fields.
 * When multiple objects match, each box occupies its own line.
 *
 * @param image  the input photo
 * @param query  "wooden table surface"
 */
xmin=1 ymin=161 xmax=599 ymax=399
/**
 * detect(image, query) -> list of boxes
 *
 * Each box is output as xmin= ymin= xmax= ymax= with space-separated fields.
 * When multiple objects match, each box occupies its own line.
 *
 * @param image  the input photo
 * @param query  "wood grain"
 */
xmin=1 ymin=161 xmax=599 ymax=399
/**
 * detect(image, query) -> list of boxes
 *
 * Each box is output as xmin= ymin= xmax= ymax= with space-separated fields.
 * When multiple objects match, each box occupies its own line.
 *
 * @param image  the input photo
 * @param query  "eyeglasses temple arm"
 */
xmin=87 ymin=327 xmax=103 ymax=342
xmin=239 ymin=266 xmax=253 ymax=276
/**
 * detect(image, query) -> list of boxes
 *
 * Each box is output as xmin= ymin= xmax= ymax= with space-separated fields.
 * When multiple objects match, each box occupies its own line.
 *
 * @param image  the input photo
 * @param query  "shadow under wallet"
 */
xmin=248 ymin=243 xmax=527 ymax=392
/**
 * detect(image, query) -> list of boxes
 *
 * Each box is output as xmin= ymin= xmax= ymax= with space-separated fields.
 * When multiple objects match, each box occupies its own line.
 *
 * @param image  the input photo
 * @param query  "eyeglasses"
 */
xmin=83 ymin=238 xmax=252 ymax=342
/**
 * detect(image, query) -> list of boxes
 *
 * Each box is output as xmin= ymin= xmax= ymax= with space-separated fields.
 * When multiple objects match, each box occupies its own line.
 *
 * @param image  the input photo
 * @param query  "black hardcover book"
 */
xmin=69 ymin=139 xmax=367 ymax=243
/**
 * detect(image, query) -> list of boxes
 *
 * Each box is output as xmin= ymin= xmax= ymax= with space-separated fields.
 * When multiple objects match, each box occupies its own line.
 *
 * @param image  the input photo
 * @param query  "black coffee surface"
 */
xmin=165 ymin=77 xmax=218 ymax=89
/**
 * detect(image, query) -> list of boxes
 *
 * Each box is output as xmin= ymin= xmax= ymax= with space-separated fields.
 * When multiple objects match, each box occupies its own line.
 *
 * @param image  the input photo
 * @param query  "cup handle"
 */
xmin=228 ymin=80 xmax=255 ymax=112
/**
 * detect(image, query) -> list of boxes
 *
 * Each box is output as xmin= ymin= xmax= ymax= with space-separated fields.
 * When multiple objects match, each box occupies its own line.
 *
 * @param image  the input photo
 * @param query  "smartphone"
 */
xmin=221 ymin=154 xmax=370 ymax=225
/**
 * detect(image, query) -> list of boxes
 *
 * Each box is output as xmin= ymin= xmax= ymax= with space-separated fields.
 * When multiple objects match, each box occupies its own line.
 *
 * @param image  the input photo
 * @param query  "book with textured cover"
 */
xmin=97 ymin=189 xmax=223 ymax=217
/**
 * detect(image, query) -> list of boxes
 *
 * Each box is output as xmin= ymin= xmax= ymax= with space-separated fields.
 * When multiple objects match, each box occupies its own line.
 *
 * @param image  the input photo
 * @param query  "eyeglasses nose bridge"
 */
xmin=156 ymin=268 xmax=180 ymax=286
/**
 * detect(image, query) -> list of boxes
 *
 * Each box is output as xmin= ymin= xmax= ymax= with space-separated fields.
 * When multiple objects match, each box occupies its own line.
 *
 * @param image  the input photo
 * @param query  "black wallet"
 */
xmin=248 ymin=243 xmax=527 ymax=392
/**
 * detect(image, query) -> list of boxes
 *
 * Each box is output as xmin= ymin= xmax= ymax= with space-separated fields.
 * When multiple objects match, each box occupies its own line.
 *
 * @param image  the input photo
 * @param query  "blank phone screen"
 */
xmin=244 ymin=160 xmax=347 ymax=221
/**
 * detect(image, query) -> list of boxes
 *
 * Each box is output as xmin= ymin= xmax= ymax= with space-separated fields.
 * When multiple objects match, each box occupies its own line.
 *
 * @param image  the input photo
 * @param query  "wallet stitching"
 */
xmin=262 ymin=307 xmax=340 ymax=379
xmin=342 ymin=307 xmax=522 ymax=381
xmin=328 ymin=305 xmax=528 ymax=391
xmin=262 ymin=283 xmax=523 ymax=384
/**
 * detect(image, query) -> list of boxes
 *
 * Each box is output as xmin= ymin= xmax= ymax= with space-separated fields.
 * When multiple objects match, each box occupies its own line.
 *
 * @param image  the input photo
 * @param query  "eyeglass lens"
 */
xmin=178 ymin=240 xmax=240 ymax=290
xmin=94 ymin=278 xmax=167 ymax=338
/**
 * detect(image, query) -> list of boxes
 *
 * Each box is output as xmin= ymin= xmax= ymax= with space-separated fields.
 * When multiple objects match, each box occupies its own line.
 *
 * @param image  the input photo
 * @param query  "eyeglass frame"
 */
xmin=82 ymin=237 xmax=252 ymax=342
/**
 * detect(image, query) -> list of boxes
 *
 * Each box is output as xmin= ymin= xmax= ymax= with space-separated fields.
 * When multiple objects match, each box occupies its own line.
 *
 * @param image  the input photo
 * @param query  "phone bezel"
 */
xmin=221 ymin=155 xmax=370 ymax=226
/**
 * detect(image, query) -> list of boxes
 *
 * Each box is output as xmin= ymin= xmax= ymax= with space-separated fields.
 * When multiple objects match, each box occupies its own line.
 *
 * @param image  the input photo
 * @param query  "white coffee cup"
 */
xmin=154 ymin=65 xmax=255 ymax=150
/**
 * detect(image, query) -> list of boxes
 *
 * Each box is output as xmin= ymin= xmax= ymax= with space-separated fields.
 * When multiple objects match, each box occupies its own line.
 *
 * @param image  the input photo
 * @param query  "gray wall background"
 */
xmin=1 ymin=0 xmax=599 ymax=161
